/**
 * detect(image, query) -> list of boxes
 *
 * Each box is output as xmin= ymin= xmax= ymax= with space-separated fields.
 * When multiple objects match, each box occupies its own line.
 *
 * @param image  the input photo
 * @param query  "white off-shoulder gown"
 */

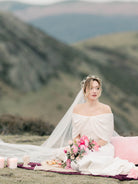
xmin=71 ymin=113 xmax=135 ymax=176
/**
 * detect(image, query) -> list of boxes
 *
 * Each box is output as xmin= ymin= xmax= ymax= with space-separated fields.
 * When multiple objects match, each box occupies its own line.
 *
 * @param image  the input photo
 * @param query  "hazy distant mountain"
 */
xmin=0 ymin=1 xmax=32 ymax=11
xmin=0 ymin=1 xmax=138 ymax=43
xmin=30 ymin=14 xmax=138 ymax=43
xmin=0 ymin=11 xmax=138 ymax=135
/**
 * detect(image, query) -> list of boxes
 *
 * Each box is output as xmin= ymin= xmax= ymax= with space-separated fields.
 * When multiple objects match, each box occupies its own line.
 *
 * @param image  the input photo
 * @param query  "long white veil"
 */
xmin=0 ymin=89 xmax=118 ymax=162
xmin=41 ymin=89 xmax=85 ymax=148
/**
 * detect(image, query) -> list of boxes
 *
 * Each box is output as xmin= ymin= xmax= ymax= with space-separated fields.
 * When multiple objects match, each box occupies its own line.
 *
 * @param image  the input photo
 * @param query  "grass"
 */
xmin=0 ymin=72 xmax=81 ymax=126
xmin=0 ymin=70 xmax=137 ymax=135
xmin=1 ymin=168 xmax=129 ymax=184
xmin=0 ymin=135 xmax=137 ymax=184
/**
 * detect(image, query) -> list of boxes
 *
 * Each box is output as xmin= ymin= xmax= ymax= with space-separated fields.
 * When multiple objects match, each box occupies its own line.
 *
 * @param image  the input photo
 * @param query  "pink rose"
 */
xmin=80 ymin=135 xmax=89 ymax=147
xmin=80 ymin=145 xmax=89 ymax=154
xmin=76 ymin=139 xmax=80 ymax=145
xmin=85 ymin=140 xmax=89 ymax=147
xmin=94 ymin=144 xmax=100 ymax=151
xmin=72 ymin=145 xmax=78 ymax=154
xmin=92 ymin=140 xmax=97 ymax=145
xmin=79 ymin=139 xmax=85 ymax=146
xmin=81 ymin=135 xmax=89 ymax=142
xmin=64 ymin=149 xmax=67 ymax=153
xmin=80 ymin=145 xmax=86 ymax=151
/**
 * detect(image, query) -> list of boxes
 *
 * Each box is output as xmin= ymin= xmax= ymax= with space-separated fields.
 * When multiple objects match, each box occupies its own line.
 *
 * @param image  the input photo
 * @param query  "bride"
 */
xmin=70 ymin=75 xmax=135 ymax=175
xmin=0 ymin=75 xmax=137 ymax=177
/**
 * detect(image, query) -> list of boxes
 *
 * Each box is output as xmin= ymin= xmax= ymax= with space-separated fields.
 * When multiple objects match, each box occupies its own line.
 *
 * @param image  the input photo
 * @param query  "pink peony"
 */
xmin=76 ymin=138 xmax=80 ymax=145
xmin=92 ymin=140 xmax=97 ymax=145
xmin=127 ymin=168 xmax=138 ymax=179
xmin=85 ymin=140 xmax=89 ymax=147
xmin=80 ymin=144 xmax=86 ymax=151
xmin=94 ymin=144 xmax=100 ymax=151
xmin=81 ymin=135 xmax=89 ymax=142
xmin=79 ymin=139 xmax=85 ymax=145
xmin=72 ymin=145 xmax=78 ymax=154
xmin=79 ymin=135 xmax=90 ymax=147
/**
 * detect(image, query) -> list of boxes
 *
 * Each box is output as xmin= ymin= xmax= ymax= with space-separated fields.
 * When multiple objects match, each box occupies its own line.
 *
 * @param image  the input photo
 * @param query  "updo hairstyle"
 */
xmin=81 ymin=75 xmax=102 ymax=94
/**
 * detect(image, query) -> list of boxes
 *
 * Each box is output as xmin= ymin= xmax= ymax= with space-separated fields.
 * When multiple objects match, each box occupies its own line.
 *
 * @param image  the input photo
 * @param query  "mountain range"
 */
xmin=0 ymin=1 xmax=138 ymax=43
xmin=0 ymin=11 xmax=137 ymax=135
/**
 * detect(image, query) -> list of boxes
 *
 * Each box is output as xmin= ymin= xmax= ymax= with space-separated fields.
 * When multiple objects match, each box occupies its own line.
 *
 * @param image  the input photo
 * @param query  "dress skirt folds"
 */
xmin=71 ymin=113 xmax=135 ymax=176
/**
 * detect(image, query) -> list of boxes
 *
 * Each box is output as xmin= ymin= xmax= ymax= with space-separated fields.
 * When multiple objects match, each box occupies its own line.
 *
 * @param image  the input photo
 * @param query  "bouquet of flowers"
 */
xmin=61 ymin=135 xmax=100 ymax=169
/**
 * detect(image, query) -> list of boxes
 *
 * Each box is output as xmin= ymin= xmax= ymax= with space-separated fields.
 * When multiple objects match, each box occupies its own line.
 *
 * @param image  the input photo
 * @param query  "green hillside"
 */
xmin=0 ymin=11 xmax=137 ymax=135
xmin=0 ymin=11 xmax=88 ymax=92
xmin=0 ymin=11 xmax=99 ymax=128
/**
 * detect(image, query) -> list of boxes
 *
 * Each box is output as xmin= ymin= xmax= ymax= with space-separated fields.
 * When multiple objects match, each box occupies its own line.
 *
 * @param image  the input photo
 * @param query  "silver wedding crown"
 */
xmin=80 ymin=75 xmax=102 ymax=88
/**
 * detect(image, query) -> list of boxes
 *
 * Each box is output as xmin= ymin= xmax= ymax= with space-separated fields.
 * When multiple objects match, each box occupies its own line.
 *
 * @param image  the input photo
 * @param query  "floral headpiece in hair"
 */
xmin=80 ymin=75 xmax=102 ymax=89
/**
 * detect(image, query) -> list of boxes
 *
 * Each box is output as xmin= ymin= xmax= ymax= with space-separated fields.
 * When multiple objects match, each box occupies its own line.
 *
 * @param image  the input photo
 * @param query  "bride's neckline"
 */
xmin=72 ymin=112 xmax=113 ymax=117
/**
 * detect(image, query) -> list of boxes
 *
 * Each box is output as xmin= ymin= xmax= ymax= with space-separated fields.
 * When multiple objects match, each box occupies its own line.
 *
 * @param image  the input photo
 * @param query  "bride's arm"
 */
xmin=98 ymin=139 xmax=107 ymax=147
xmin=74 ymin=134 xmax=80 ymax=141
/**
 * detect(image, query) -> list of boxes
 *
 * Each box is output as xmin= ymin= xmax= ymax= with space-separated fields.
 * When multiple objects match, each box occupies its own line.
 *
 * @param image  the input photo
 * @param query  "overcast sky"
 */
xmin=0 ymin=0 xmax=138 ymax=5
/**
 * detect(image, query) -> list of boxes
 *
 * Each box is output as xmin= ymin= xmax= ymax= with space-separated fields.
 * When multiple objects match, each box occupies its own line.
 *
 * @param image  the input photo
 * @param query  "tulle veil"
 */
xmin=0 ymin=89 xmax=118 ymax=162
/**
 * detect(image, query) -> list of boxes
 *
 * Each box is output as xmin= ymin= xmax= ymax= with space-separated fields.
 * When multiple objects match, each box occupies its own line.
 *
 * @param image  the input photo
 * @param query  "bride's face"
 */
xmin=85 ymin=80 xmax=101 ymax=101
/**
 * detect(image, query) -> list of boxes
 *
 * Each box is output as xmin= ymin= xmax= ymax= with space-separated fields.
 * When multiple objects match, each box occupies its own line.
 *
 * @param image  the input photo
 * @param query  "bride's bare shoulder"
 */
xmin=100 ymin=103 xmax=112 ymax=113
xmin=73 ymin=103 xmax=85 ymax=113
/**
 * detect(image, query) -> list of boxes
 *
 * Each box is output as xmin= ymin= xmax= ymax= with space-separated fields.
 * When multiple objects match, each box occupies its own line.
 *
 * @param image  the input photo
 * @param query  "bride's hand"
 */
xmin=98 ymin=139 xmax=107 ymax=147
xmin=74 ymin=134 xmax=80 ymax=141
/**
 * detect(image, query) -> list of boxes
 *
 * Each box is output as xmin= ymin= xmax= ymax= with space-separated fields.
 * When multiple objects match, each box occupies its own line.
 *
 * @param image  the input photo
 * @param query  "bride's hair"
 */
xmin=80 ymin=75 xmax=102 ymax=93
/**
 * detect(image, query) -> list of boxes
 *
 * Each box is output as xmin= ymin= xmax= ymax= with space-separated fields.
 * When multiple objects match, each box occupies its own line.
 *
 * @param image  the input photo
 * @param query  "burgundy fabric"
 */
xmin=17 ymin=162 xmax=138 ymax=181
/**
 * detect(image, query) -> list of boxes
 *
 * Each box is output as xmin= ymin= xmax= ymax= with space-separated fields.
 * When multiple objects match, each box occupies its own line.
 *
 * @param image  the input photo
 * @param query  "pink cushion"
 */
xmin=111 ymin=136 xmax=138 ymax=164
